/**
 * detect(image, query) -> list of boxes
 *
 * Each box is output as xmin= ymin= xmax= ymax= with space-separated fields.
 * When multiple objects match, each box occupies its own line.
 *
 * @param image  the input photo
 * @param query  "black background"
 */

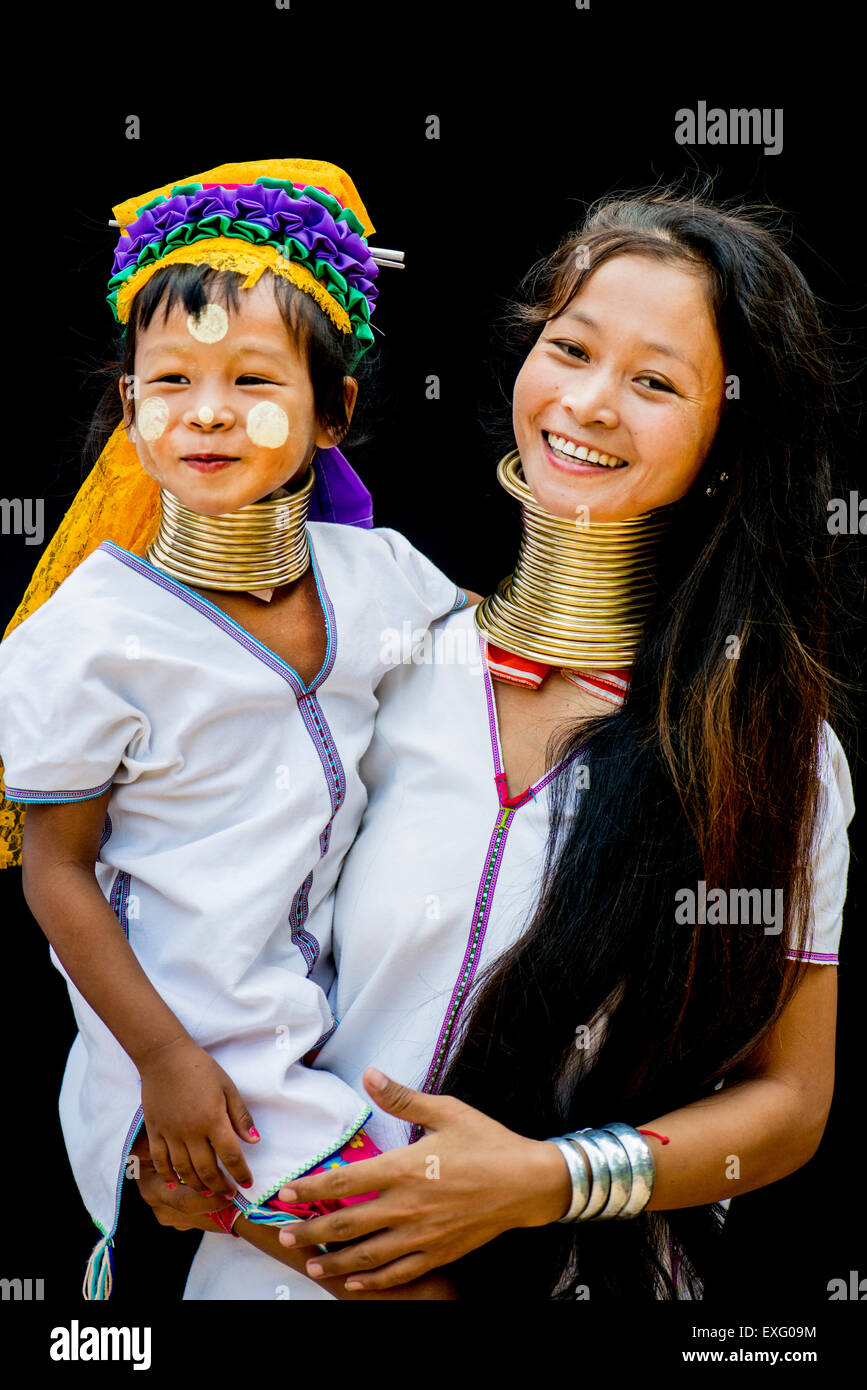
xmin=1 ymin=0 xmax=863 ymax=1360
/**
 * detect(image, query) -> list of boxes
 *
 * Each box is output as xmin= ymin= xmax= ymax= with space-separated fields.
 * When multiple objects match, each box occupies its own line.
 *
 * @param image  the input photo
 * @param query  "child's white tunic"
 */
xmin=0 ymin=524 xmax=466 ymax=1248
xmin=184 ymin=602 xmax=855 ymax=1300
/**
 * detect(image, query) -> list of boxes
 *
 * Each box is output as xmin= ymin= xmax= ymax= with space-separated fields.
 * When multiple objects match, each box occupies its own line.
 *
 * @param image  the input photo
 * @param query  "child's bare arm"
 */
xmin=22 ymin=794 xmax=258 ymax=1193
xmin=24 ymin=792 xmax=193 ymax=1068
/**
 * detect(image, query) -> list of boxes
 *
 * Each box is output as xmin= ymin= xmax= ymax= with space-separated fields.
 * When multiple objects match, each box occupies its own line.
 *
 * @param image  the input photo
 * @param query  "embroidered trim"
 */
xmin=289 ymin=690 xmax=347 ymax=973
xmin=230 ymin=1106 xmax=373 ymax=1210
xmin=89 ymin=1106 xmax=145 ymax=1244
xmin=411 ymin=637 xmax=586 ymax=1139
xmin=101 ymin=537 xmax=347 ymax=975
xmin=785 ymin=949 xmax=838 ymax=963
xmin=3 ymin=778 xmax=113 ymax=803
xmin=109 ymin=870 xmax=133 ymax=940
xmin=303 ymin=1015 xmax=340 ymax=1064
xmin=289 ymin=871 xmax=316 ymax=970
xmin=99 ymin=537 xmax=336 ymax=696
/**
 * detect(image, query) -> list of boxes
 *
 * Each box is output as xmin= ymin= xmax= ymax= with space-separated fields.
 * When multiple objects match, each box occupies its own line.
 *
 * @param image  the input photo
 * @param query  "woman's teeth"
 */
xmin=546 ymin=432 xmax=627 ymax=468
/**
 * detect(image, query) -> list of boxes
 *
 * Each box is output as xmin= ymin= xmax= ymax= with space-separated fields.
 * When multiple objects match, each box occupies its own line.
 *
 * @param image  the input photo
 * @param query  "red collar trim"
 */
xmin=484 ymin=642 xmax=631 ymax=706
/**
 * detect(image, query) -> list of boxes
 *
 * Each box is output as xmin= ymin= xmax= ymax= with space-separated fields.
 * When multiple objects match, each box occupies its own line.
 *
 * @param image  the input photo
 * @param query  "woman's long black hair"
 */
xmin=437 ymin=183 xmax=855 ymax=1299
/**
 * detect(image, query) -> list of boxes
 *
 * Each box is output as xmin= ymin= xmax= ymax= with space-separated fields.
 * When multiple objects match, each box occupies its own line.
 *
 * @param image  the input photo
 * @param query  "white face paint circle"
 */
xmin=245 ymin=400 xmax=290 ymax=449
xmin=137 ymin=396 xmax=170 ymax=443
xmin=197 ymin=405 xmax=215 ymax=424
xmin=186 ymin=302 xmax=229 ymax=343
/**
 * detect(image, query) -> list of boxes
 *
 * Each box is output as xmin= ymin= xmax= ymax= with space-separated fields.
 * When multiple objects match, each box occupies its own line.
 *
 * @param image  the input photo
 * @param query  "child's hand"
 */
xmin=139 ymin=1037 xmax=260 ymax=1195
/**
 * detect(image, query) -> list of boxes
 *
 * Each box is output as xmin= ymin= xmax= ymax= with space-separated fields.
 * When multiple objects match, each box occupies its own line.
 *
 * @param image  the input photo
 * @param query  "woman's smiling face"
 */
xmin=512 ymin=253 xmax=726 ymax=522
xmin=121 ymin=276 xmax=355 ymax=516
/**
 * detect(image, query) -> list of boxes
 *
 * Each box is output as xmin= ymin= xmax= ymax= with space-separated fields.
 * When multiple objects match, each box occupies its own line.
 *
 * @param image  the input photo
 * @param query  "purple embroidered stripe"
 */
xmin=4 ymin=778 xmax=113 ymax=803
xmin=289 ymin=691 xmax=348 ymax=973
xmin=411 ymin=641 xmax=586 ymax=1140
xmin=100 ymin=538 xmax=347 ymax=974
xmin=290 ymin=871 xmax=317 ymax=971
xmin=109 ymin=870 xmax=132 ymax=940
xmin=785 ymin=949 xmax=838 ymax=962
xmin=303 ymin=1016 xmax=340 ymax=1064
xmin=98 ymin=538 xmax=337 ymax=696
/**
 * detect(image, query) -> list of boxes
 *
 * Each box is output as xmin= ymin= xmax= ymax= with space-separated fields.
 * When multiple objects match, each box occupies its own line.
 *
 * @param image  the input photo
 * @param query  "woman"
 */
xmin=139 ymin=185 xmax=854 ymax=1301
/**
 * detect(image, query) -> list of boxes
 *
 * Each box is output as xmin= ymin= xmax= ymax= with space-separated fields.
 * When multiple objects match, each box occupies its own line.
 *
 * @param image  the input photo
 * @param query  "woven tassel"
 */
xmin=82 ymin=1234 xmax=114 ymax=1301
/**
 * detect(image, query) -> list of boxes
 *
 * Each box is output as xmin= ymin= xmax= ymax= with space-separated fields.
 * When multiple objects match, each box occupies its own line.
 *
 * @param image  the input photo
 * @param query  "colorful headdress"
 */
xmin=107 ymin=158 xmax=381 ymax=358
xmin=0 ymin=157 xmax=395 ymax=866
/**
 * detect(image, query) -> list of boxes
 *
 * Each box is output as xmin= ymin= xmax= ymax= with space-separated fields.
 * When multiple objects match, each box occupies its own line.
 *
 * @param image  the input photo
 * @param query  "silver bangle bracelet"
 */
xmin=574 ymin=1128 xmax=632 ymax=1220
xmin=565 ymin=1131 xmax=611 ymax=1219
xmin=548 ymin=1122 xmax=657 ymax=1225
xmin=601 ymin=1122 xmax=656 ymax=1218
xmin=548 ymin=1139 xmax=591 ymax=1222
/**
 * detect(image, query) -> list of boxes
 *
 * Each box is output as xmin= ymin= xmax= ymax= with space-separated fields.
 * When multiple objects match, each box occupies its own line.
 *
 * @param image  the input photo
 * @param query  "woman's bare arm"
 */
xmin=252 ymin=963 xmax=836 ymax=1291
xmin=641 ymin=961 xmax=836 ymax=1208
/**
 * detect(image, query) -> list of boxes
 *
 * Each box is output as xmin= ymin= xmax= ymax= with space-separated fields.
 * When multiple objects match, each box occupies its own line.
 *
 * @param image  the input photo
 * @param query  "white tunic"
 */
xmin=184 ymin=601 xmax=854 ymax=1299
xmin=0 ymin=523 xmax=466 ymax=1248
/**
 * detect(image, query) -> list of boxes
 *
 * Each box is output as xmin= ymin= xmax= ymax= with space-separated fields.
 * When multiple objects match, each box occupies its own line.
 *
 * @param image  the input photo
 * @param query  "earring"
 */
xmin=705 ymin=469 xmax=729 ymax=498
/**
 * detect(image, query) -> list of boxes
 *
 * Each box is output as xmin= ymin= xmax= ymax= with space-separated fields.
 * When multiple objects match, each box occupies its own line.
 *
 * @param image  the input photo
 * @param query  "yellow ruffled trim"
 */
xmin=112 ymin=157 xmax=375 ymax=238
xmin=115 ymin=237 xmax=353 ymax=334
xmin=0 ymin=424 xmax=159 ymax=868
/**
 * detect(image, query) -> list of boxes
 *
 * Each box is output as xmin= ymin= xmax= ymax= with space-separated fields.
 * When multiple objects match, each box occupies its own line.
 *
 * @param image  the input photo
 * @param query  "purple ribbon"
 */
xmin=310 ymin=447 xmax=373 ymax=529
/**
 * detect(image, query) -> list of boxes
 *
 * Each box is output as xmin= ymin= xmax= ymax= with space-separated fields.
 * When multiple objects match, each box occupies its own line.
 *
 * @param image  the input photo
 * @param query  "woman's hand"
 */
xmin=131 ymin=1131 xmax=461 ymax=1298
xmin=138 ymin=1039 xmax=260 ymax=1195
xmin=274 ymin=1067 xmax=572 ymax=1292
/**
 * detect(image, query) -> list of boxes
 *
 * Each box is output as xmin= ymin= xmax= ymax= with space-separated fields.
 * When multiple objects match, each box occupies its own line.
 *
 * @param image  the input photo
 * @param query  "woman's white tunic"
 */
xmin=185 ymin=603 xmax=854 ymax=1298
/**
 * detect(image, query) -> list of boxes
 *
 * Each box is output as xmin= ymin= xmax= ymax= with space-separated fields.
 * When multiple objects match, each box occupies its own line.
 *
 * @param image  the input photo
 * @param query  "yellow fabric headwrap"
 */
xmin=0 ymin=422 xmax=156 ymax=865
xmin=114 ymin=237 xmax=354 ymax=334
xmin=112 ymin=158 xmax=375 ymax=238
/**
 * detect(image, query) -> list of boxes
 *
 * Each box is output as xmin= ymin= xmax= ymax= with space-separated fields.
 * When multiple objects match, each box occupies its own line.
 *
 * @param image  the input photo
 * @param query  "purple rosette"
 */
xmin=111 ymin=184 xmax=378 ymax=312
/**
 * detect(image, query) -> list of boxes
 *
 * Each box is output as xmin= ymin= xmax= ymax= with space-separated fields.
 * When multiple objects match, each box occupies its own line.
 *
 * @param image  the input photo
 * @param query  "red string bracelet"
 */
xmin=638 ymin=1129 xmax=670 ymax=1144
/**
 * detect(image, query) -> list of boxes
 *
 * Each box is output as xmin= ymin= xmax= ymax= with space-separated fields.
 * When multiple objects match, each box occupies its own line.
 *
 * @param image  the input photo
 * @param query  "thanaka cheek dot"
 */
xmin=186 ymin=303 xmax=229 ymax=343
xmin=245 ymin=401 xmax=290 ymax=449
xmin=137 ymin=397 xmax=170 ymax=443
xmin=198 ymin=406 xmax=215 ymax=424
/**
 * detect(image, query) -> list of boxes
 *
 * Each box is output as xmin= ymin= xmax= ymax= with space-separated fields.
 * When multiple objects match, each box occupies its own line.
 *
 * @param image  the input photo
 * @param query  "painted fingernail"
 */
xmin=249 ymin=1126 xmax=260 ymax=1139
xmin=346 ymin=1281 xmax=364 ymax=1291
xmin=202 ymin=1189 xmax=213 ymax=1196
xmin=241 ymin=1180 xmax=253 ymax=1188
xmin=306 ymin=1262 xmax=324 ymax=1277
xmin=167 ymin=1182 xmax=177 ymax=1190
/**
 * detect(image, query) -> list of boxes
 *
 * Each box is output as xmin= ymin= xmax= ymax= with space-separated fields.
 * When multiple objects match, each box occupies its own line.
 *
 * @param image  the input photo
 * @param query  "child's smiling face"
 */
xmin=120 ymin=276 xmax=355 ymax=516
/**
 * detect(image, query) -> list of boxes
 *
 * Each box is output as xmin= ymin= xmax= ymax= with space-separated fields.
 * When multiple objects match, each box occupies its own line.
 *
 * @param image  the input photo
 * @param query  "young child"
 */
xmin=0 ymin=158 xmax=466 ymax=1298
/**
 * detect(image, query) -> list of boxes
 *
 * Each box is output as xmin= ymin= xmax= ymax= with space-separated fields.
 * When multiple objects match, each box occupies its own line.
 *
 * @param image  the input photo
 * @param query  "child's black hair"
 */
xmin=83 ymin=263 xmax=372 ymax=467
